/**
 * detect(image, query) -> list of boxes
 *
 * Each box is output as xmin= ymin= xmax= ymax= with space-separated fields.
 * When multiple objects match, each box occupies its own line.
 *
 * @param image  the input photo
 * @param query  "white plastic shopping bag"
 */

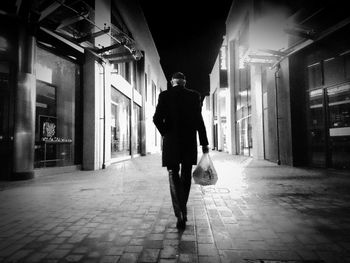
xmin=192 ymin=153 xmax=218 ymax=186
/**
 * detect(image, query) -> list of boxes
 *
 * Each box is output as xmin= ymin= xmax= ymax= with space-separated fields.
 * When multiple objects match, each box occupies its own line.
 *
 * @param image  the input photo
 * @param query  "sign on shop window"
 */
xmin=39 ymin=115 xmax=57 ymax=140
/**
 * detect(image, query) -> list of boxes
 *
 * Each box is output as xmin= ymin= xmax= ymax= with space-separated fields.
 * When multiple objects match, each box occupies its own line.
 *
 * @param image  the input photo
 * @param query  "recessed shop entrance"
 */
xmin=0 ymin=61 xmax=13 ymax=179
xmin=307 ymin=55 xmax=350 ymax=169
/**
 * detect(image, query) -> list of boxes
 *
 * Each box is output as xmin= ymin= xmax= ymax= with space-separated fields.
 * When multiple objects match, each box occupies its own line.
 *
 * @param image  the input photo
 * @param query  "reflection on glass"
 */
xmin=0 ymin=62 xmax=11 ymax=177
xmin=236 ymin=67 xmax=252 ymax=156
xmin=324 ymin=57 xmax=344 ymax=86
xmin=327 ymin=84 xmax=350 ymax=168
xmin=237 ymin=117 xmax=252 ymax=156
xmin=111 ymin=88 xmax=130 ymax=158
xmin=307 ymin=62 xmax=322 ymax=89
xmin=34 ymin=47 xmax=78 ymax=168
xmin=327 ymin=85 xmax=350 ymax=128
xmin=308 ymin=88 xmax=326 ymax=167
xmin=132 ymin=103 xmax=141 ymax=155
xmin=0 ymin=63 xmax=9 ymax=139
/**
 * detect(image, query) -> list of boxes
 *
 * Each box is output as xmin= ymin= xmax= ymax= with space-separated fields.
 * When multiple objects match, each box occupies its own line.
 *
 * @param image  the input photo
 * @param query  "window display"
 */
xmin=34 ymin=47 xmax=80 ymax=168
xmin=327 ymin=84 xmax=350 ymax=168
xmin=111 ymin=87 xmax=131 ymax=158
xmin=307 ymin=88 xmax=326 ymax=167
xmin=133 ymin=103 xmax=141 ymax=155
xmin=236 ymin=67 xmax=252 ymax=156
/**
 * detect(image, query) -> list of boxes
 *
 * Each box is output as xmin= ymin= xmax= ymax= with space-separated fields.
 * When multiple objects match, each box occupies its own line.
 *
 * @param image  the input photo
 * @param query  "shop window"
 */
xmin=111 ymin=87 xmax=131 ymax=158
xmin=145 ymin=73 xmax=148 ymax=101
xmin=133 ymin=63 xmax=139 ymax=92
xmin=307 ymin=62 xmax=322 ymax=88
xmin=238 ymin=67 xmax=250 ymax=113
xmin=0 ymin=62 xmax=10 ymax=139
xmin=327 ymin=84 xmax=350 ymax=129
xmin=307 ymin=88 xmax=326 ymax=167
xmin=34 ymin=47 xmax=80 ymax=168
xmin=152 ymin=81 xmax=156 ymax=106
xmin=248 ymin=116 xmax=253 ymax=156
xmin=345 ymin=53 xmax=350 ymax=80
xmin=327 ymin=84 xmax=350 ymax=168
xmin=125 ymin=62 xmax=131 ymax=83
xmin=132 ymin=103 xmax=142 ymax=154
xmin=324 ymin=56 xmax=344 ymax=86
xmin=0 ymin=62 xmax=11 ymax=178
xmin=213 ymin=90 xmax=218 ymax=118
xmin=205 ymin=96 xmax=210 ymax=111
xmin=237 ymin=112 xmax=251 ymax=156
xmin=236 ymin=65 xmax=251 ymax=156
xmin=117 ymin=62 xmax=132 ymax=84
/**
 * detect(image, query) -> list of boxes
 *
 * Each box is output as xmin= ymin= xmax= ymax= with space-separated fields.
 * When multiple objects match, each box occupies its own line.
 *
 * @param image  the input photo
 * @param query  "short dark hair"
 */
xmin=171 ymin=72 xmax=186 ymax=80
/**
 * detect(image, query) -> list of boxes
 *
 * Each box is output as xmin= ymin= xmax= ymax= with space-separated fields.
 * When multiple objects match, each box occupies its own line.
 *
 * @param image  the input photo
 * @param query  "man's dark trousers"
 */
xmin=167 ymin=163 xmax=192 ymax=220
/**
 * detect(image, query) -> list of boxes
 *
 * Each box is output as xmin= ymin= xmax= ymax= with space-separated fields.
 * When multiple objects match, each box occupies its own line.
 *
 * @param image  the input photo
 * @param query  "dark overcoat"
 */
xmin=153 ymin=85 xmax=209 ymax=167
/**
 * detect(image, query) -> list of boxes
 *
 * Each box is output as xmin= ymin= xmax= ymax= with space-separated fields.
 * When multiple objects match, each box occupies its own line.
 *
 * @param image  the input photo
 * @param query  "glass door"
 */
xmin=0 ymin=62 xmax=12 ymax=179
xmin=327 ymin=84 xmax=350 ymax=168
xmin=307 ymin=89 xmax=327 ymax=167
xmin=132 ymin=103 xmax=141 ymax=155
xmin=111 ymin=88 xmax=131 ymax=158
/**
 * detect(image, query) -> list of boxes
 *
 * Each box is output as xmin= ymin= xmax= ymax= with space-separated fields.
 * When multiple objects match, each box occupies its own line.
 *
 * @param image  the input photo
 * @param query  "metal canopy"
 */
xmin=34 ymin=0 xmax=143 ymax=63
xmin=242 ymin=5 xmax=350 ymax=69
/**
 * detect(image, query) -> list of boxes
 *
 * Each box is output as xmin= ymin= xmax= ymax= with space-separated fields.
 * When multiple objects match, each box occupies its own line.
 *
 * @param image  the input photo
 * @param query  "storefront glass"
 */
xmin=307 ymin=88 xmax=326 ymax=167
xmin=111 ymin=87 xmax=130 ymax=158
xmin=327 ymin=84 xmax=350 ymax=168
xmin=34 ymin=47 xmax=80 ymax=168
xmin=132 ymin=103 xmax=141 ymax=155
xmin=0 ymin=61 xmax=11 ymax=178
xmin=236 ymin=67 xmax=252 ymax=156
xmin=306 ymin=48 xmax=350 ymax=169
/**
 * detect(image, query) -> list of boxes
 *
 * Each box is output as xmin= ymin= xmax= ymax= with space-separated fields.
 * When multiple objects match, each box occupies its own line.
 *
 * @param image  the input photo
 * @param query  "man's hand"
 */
xmin=202 ymin=145 xmax=209 ymax=154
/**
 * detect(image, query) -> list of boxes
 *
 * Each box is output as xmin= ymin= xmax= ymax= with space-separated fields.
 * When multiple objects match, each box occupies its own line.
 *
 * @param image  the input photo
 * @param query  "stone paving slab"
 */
xmin=0 ymin=152 xmax=350 ymax=262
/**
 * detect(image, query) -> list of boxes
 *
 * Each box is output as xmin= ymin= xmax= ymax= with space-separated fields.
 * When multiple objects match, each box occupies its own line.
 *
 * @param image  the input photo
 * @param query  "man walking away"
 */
xmin=153 ymin=72 xmax=209 ymax=229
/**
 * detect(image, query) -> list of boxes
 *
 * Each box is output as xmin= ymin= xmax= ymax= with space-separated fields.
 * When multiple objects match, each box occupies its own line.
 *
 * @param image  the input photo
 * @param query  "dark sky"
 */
xmin=139 ymin=1 xmax=233 ymax=94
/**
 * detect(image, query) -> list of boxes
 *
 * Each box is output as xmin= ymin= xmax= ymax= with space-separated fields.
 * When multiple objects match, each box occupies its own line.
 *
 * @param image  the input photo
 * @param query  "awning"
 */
xmin=239 ymin=5 xmax=350 ymax=69
xmin=34 ymin=0 xmax=142 ymax=63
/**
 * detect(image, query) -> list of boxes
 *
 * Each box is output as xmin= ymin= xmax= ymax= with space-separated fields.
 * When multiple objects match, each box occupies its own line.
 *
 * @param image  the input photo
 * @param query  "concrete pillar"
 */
xmin=137 ymin=55 xmax=147 ymax=156
xmin=82 ymin=0 xmax=111 ymax=170
xmin=96 ymin=0 xmax=111 ymax=168
xmin=277 ymin=59 xmax=293 ymax=165
xmin=227 ymin=40 xmax=238 ymax=155
xmin=217 ymin=93 xmax=222 ymax=151
xmin=265 ymin=68 xmax=278 ymax=162
xmin=12 ymin=26 xmax=36 ymax=180
xmin=83 ymin=54 xmax=99 ymax=170
xmin=250 ymin=65 xmax=265 ymax=159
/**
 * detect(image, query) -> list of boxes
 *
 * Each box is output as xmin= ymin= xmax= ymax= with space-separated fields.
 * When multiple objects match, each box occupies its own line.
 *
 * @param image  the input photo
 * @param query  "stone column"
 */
xmin=250 ymin=65 xmax=265 ymax=159
xmin=137 ymin=56 xmax=146 ymax=156
xmin=12 ymin=26 xmax=36 ymax=180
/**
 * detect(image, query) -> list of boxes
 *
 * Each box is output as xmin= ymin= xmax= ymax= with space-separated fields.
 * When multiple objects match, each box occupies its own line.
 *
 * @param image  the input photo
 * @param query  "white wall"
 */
xmin=113 ymin=0 xmax=167 ymax=154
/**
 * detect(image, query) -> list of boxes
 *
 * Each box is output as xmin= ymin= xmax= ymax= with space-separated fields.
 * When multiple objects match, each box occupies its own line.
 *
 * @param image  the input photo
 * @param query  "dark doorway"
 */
xmin=306 ymin=54 xmax=350 ymax=169
xmin=0 ymin=61 xmax=13 ymax=180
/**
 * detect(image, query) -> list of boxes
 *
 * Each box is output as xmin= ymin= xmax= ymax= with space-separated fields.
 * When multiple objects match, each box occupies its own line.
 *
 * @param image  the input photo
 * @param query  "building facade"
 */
xmin=217 ymin=0 xmax=350 ymax=169
xmin=0 ymin=0 xmax=166 ymax=180
xmin=209 ymin=38 xmax=229 ymax=153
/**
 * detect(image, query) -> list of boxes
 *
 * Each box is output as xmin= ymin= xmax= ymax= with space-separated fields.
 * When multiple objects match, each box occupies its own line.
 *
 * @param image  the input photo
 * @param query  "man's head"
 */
xmin=171 ymin=72 xmax=186 ymax=87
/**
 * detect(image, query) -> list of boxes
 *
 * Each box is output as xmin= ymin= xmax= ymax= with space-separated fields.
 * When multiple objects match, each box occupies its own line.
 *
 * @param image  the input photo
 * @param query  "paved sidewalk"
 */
xmin=0 ymin=152 xmax=350 ymax=263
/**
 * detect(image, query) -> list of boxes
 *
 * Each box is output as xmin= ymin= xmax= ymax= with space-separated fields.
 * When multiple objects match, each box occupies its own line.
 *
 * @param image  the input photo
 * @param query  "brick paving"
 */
xmin=0 ymin=152 xmax=350 ymax=263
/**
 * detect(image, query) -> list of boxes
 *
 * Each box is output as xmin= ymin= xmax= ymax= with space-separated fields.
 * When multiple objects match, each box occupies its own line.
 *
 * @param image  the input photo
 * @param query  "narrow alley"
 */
xmin=0 ymin=152 xmax=349 ymax=263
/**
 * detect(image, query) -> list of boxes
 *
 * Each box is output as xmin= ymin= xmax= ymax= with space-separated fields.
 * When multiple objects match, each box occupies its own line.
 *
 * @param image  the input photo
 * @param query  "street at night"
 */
xmin=1 ymin=152 xmax=350 ymax=262
xmin=1 ymin=0 xmax=350 ymax=262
